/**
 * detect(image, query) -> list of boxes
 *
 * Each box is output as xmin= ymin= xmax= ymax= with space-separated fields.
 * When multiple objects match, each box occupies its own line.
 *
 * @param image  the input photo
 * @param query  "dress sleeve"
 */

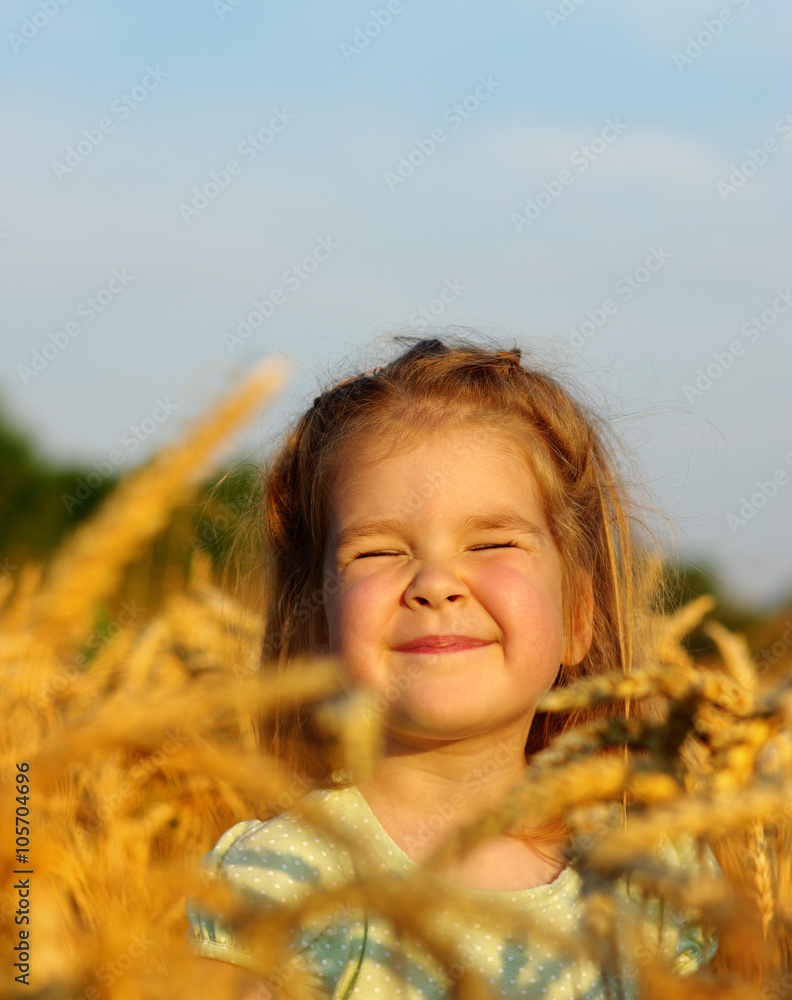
xmin=185 ymin=820 xmax=268 ymax=974
xmin=185 ymin=814 xmax=359 ymax=993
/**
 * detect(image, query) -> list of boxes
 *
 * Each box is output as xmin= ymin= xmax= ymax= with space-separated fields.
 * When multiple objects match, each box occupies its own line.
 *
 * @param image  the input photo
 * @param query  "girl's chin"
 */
xmin=383 ymin=707 xmax=532 ymax=746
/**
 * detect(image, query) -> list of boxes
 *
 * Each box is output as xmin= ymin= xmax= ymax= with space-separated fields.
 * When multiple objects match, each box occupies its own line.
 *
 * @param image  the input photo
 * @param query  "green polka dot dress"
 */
xmin=186 ymin=786 xmax=717 ymax=998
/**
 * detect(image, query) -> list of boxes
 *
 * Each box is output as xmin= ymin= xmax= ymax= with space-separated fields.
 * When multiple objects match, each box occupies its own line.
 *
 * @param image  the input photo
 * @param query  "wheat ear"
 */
xmin=749 ymin=819 xmax=775 ymax=941
xmin=26 ymin=358 xmax=289 ymax=650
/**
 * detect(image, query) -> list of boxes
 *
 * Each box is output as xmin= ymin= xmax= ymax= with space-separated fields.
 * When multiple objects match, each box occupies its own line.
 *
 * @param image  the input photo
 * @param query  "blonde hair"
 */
xmin=253 ymin=335 xmax=652 ymax=785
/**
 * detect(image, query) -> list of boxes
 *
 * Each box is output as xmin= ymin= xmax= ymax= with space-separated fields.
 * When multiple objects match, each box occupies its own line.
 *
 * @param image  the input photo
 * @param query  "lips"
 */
xmin=393 ymin=634 xmax=493 ymax=653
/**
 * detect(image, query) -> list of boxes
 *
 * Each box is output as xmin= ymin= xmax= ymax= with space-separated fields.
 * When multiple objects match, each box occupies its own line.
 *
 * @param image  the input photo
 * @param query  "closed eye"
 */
xmin=354 ymin=542 xmax=519 ymax=558
xmin=470 ymin=541 xmax=518 ymax=551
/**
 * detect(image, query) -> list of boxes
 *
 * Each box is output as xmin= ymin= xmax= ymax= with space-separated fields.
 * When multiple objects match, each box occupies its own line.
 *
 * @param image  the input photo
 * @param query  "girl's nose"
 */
xmin=404 ymin=563 xmax=469 ymax=608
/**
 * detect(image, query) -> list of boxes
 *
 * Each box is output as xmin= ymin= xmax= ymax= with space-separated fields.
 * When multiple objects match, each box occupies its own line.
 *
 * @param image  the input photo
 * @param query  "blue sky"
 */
xmin=2 ymin=0 xmax=791 ymax=607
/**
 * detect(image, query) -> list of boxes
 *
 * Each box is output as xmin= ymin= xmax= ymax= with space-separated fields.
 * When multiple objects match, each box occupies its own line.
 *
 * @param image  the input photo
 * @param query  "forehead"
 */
xmin=324 ymin=422 xmax=549 ymax=536
xmin=330 ymin=420 xmax=530 ymax=481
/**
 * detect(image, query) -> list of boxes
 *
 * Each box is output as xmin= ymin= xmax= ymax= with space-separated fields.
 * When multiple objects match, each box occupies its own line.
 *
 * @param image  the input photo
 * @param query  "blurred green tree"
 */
xmin=0 ymin=402 xmax=117 ymax=570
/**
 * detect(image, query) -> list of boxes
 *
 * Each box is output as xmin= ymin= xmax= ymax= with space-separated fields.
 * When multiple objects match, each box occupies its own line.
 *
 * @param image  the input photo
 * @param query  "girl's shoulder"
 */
xmin=186 ymin=787 xmax=361 ymax=983
xmin=200 ymin=787 xmax=357 ymax=894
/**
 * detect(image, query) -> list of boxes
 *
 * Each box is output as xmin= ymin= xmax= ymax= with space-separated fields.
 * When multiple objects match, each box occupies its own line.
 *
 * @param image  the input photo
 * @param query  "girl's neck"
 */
xmin=353 ymin=740 xmax=566 ymax=891
xmin=354 ymin=731 xmax=534 ymax=854
xmin=358 ymin=731 xmax=528 ymax=809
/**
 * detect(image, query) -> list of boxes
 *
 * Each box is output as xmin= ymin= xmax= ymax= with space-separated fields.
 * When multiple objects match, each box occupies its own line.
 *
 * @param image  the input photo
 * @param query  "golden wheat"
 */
xmin=0 ymin=358 xmax=790 ymax=999
xmin=25 ymin=358 xmax=289 ymax=652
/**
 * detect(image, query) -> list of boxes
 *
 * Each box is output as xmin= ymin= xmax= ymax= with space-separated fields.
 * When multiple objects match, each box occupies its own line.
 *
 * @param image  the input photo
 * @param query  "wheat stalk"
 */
xmin=3 ymin=352 xmax=791 ymax=998
xmin=749 ymin=819 xmax=775 ymax=941
xmin=25 ymin=358 xmax=289 ymax=651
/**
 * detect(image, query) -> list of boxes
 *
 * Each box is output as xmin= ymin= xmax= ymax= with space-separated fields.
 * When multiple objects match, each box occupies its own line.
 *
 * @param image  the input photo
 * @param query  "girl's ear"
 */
xmin=561 ymin=572 xmax=594 ymax=666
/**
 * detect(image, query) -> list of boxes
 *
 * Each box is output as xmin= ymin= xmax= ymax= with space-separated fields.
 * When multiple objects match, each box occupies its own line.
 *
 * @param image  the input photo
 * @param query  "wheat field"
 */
xmin=1 ymin=360 xmax=790 ymax=1000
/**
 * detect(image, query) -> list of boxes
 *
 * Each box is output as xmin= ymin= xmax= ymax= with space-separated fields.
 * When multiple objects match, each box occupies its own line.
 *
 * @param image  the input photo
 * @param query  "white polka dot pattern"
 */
xmin=185 ymin=786 xmax=718 ymax=998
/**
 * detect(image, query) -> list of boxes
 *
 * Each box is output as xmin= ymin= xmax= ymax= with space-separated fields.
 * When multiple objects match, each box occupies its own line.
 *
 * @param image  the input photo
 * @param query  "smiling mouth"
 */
xmin=393 ymin=636 xmax=494 ymax=654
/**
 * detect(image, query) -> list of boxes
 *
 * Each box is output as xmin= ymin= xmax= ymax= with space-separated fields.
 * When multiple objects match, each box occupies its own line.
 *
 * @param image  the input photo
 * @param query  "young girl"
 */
xmin=186 ymin=336 xmax=716 ymax=998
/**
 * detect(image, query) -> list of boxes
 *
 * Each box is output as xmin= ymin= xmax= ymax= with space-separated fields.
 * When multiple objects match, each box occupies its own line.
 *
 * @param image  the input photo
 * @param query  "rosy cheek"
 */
xmin=492 ymin=569 xmax=564 ymax=644
xmin=329 ymin=578 xmax=386 ymax=652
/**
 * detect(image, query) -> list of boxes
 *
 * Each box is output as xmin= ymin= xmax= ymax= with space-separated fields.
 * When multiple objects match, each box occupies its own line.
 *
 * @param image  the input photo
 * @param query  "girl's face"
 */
xmin=321 ymin=423 xmax=589 ymax=747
